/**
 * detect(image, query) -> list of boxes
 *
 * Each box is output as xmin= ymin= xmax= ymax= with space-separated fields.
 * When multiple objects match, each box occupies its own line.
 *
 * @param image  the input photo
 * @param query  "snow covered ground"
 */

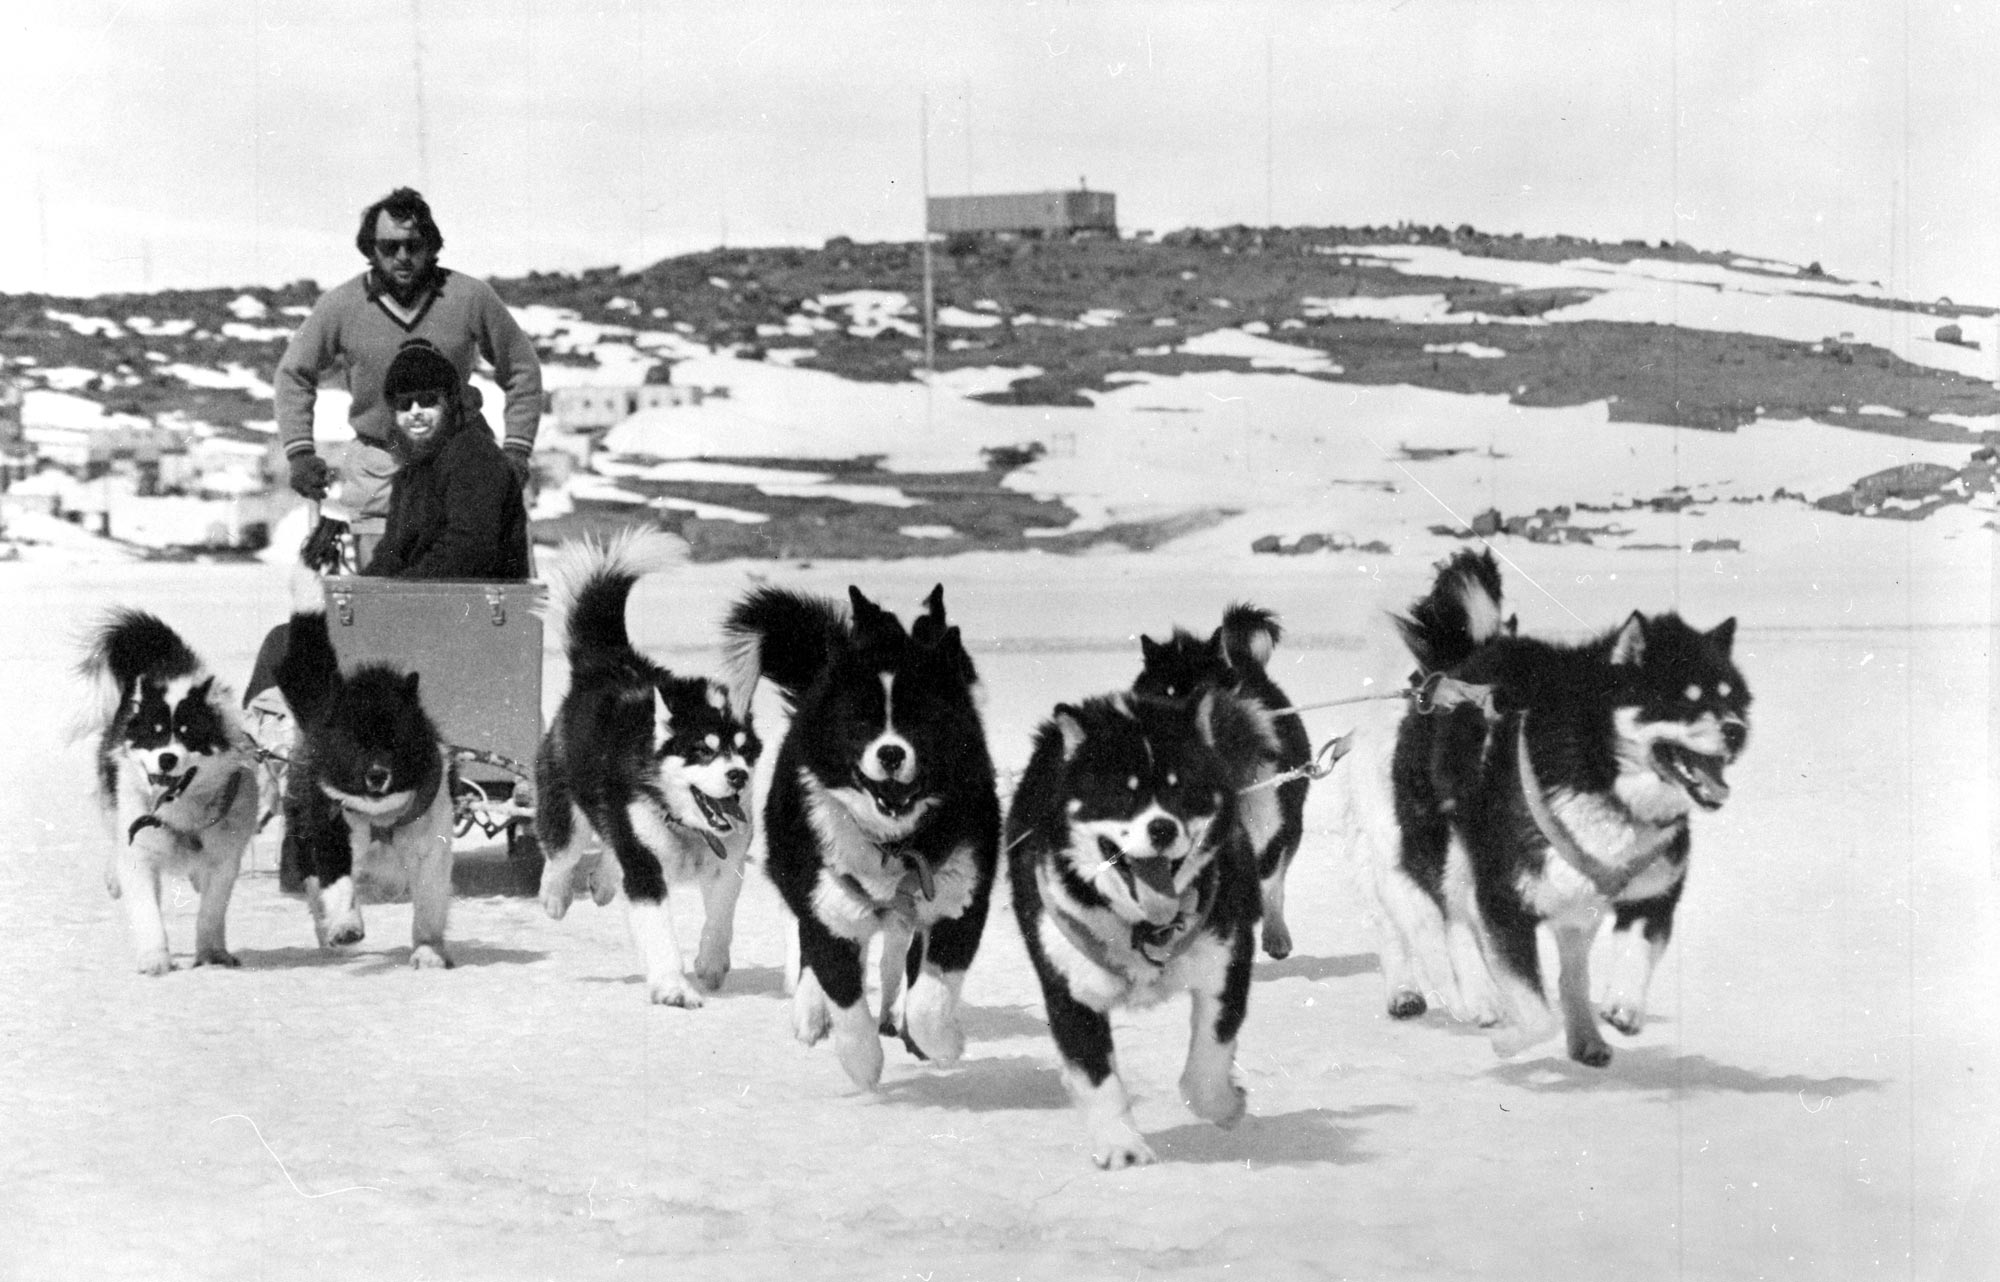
xmin=1 ymin=245 xmax=1996 ymax=1279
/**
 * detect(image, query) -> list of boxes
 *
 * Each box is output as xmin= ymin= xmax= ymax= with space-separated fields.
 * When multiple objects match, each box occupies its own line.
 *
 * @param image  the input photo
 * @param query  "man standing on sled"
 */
xmin=273 ymin=186 xmax=543 ymax=563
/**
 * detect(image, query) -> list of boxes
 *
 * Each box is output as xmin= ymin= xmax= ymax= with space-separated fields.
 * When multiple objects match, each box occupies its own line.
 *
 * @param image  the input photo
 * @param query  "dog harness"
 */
xmin=658 ymin=806 xmax=729 ymax=863
xmin=1514 ymin=715 xmax=1684 ymax=899
xmin=1034 ymin=859 xmax=1214 ymax=980
xmin=127 ymin=767 xmax=249 ymax=851
xmin=345 ymin=763 xmax=444 ymax=845
xmin=833 ymin=839 xmax=936 ymax=925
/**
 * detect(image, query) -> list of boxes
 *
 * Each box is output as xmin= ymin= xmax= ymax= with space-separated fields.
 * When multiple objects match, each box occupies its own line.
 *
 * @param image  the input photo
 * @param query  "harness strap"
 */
xmin=128 ymin=768 xmax=248 ymax=848
xmin=1033 ymin=860 xmax=1208 ymax=978
xmin=351 ymin=762 xmax=445 ymax=844
xmin=1514 ymin=716 xmax=1682 ymax=899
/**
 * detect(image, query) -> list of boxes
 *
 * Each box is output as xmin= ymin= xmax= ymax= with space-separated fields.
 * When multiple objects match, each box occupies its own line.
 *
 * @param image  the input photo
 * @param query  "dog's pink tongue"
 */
xmin=1687 ymin=762 xmax=1730 ymax=808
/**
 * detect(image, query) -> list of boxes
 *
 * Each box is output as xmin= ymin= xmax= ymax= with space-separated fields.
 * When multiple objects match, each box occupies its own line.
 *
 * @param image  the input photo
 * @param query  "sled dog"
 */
xmin=536 ymin=528 xmax=761 ymax=1007
xmin=81 ymin=611 xmax=258 ymax=974
xmin=1331 ymin=549 xmax=1751 ymax=1065
xmin=724 ymin=583 xmax=999 ymax=1089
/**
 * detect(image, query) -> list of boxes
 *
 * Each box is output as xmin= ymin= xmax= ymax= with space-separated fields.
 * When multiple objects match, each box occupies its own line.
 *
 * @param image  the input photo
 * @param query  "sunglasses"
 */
xmin=390 ymin=390 xmax=446 ymax=411
xmin=373 ymin=238 xmax=427 ymax=259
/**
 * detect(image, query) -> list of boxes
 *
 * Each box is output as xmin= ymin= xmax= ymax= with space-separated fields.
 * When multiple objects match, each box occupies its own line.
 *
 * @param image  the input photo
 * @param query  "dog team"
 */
xmin=82 ymin=533 xmax=1751 ymax=1169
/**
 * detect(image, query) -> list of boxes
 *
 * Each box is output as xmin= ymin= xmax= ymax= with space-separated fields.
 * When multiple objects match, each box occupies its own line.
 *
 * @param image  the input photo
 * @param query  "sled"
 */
xmin=319 ymin=573 xmax=548 ymax=884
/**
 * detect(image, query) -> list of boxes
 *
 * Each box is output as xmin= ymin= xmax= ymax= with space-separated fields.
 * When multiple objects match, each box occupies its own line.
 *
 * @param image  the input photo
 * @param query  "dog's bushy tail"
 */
xmin=722 ymin=586 xmax=849 ymax=712
xmin=79 ymin=609 xmax=201 ymax=691
xmin=276 ymin=563 xmax=340 ymax=726
xmin=544 ymin=526 xmax=685 ymax=669
xmin=1217 ymin=602 xmax=1282 ymax=671
xmin=75 ymin=609 xmax=203 ymax=739
xmin=1394 ymin=549 xmax=1507 ymax=674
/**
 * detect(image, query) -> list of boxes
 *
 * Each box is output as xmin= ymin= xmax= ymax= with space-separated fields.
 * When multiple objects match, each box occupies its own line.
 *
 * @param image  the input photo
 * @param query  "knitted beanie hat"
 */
xmin=383 ymin=338 xmax=459 ymax=401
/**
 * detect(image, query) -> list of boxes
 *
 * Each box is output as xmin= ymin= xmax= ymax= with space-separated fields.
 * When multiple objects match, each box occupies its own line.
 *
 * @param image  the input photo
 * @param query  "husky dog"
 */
xmin=724 ymin=584 xmax=999 ymax=1090
xmin=1007 ymin=691 xmax=1272 ymax=1168
xmin=536 ymin=528 xmax=761 ymax=1007
xmin=1332 ymin=549 xmax=1751 ymax=1065
xmin=81 ymin=611 xmax=259 ymax=975
xmin=1134 ymin=603 xmax=1312 ymax=958
xmin=277 ymin=568 xmax=459 ymax=968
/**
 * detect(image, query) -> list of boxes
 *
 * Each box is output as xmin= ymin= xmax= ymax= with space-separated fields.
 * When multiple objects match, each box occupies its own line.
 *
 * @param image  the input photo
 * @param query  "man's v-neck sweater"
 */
xmin=274 ymin=267 xmax=543 ymax=460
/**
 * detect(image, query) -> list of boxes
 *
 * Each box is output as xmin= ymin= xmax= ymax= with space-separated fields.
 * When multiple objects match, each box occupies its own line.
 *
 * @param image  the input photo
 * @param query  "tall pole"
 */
xmin=411 ymin=0 xmax=431 ymax=184
xmin=920 ymin=91 xmax=935 ymax=378
xmin=1264 ymin=28 xmax=1274 ymax=227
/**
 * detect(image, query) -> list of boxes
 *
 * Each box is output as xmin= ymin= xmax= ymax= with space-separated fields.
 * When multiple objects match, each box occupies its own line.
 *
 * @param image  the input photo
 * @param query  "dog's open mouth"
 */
xmin=691 ymin=789 xmax=747 ymax=833
xmin=147 ymin=767 xmax=196 ymax=801
xmin=860 ymin=775 xmax=922 ymax=819
xmin=1653 ymin=743 xmax=1731 ymax=810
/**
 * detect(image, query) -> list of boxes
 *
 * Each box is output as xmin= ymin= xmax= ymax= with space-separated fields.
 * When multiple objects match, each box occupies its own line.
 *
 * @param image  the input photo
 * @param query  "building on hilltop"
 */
xmin=927 ymin=183 xmax=1117 ymax=240
xmin=550 ymin=383 xmax=706 ymax=434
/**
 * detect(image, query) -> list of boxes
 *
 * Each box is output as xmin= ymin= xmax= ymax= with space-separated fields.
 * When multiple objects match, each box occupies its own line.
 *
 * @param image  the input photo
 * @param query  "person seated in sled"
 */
xmin=244 ymin=340 xmax=533 ymax=871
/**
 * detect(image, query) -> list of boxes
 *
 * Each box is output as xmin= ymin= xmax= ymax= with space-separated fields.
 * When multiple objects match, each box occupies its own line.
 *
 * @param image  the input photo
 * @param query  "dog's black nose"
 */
xmin=1146 ymin=816 xmax=1179 ymax=849
xmin=876 ymin=744 xmax=906 ymax=774
xmin=726 ymin=767 xmax=749 ymax=790
xmin=365 ymin=765 xmax=391 ymax=793
xmin=1722 ymin=721 xmax=1748 ymax=755
xmin=157 ymin=751 xmax=178 ymax=773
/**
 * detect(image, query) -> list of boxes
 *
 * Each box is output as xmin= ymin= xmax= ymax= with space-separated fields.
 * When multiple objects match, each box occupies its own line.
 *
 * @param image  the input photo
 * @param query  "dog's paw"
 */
xmin=539 ymin=886 xmax=572 ymax=921
xmin=1090 ymin=1125 xmax=1159 ymax=1171
xmin=905 ymin=1001 xmax=965 ymax=1067
xmin=410 ymin=945 xmax=453 ymax=970
xmin=1260 ymin=921 xmax=1293 ymax=961
xmin=1386 ymin=988 xmax=1428 ymax=1020
xmin=193 ymin=949 xmax=241 ymax=969
xmin=792 ymin=981 xmax=831 ymax=1046
xmin=1489 ymin=1022 xmax=1542 ymax=1059
xmin=691 ymin=953 xmax=730 ymax=993
xmin=833 ymin=1027 xmax=885 ymax=1090
xmin=1567 ymin=1029 xmax=1613 ymax=1068
xmin=135 ymin=951 xmax=175 ymax=977
xmin=1180 ymin=1071 xmax=1247 ymax=1128
xmin=588 ymin=872 xmax=618 ymax=907
xmin=1599 ymin=1002 xmax=1644 ymax=1036
xmin=326 ymin=921 xmax=365 ymax=949
xmin=649 ymin=982 xmax=703 ymax=1008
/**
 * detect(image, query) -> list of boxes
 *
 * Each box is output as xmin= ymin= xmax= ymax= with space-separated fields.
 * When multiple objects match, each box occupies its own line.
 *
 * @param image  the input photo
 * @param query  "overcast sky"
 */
xmin=3 ymin=0 xmax=1994 ymax=305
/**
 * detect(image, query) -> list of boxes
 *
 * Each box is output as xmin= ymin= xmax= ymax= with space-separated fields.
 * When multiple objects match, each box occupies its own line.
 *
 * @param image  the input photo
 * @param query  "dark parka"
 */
xmin=364 ymin=394 xmax=530 ymax=580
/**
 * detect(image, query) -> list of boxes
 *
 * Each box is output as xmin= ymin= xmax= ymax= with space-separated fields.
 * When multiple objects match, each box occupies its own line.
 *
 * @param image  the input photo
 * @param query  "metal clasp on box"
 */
xmin=329 ymin=586 xmax=354 ymax=627
xmin=485 ymin=587 xmax=507 ymax=626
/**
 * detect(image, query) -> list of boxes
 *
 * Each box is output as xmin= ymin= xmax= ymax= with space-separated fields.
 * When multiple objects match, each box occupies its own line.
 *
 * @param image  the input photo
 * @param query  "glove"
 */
xmin=502 ymin=444 xmax=533 ymax=490
xmin=301 ymin=517 xmax=350 ymax=574
xmin=288 ymin=452 xmax=332 ymax=500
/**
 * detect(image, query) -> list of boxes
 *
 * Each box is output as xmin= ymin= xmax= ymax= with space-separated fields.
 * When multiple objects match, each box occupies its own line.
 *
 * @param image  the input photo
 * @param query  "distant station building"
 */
xmin=926 ymin=184 xmax=1117 ymax=240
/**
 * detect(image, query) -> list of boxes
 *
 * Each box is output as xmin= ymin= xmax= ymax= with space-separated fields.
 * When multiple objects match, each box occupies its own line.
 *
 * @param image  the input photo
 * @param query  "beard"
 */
xmin=390 ymin=399 xmax=457 ymax=462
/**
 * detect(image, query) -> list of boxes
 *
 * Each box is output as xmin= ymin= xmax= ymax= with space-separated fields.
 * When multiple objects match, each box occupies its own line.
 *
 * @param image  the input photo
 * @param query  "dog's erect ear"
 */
xmin=1139 ymin=634 xmax=1160 ymax=663
xmin=1053 ymin=704 xmax=1087 ymax=761
xmin=1505 ymin=613 xmax=1519 ymax=637
xmin=922 ymin=584 xmax=946 ymax=625
xmin=1707 ymin=617 xmax=1737 ymax=657
xmin=848 ymin=585 xmax=905 ymax=646
xmin=653 ymin=688 xmax=674 ymax=737
xmin=1609 ymin=612 xmax=1648 ymax=666
xmin=187 ymin=676 xmax=215 ymax=708
xmin=402 ymin=671 xmax=421 ymax=700
xmin=848 ymin=585 xmax=882 ymax=624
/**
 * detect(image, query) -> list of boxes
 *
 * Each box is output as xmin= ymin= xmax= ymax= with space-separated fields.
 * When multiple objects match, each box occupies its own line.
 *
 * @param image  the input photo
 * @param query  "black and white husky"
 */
xmin=1006 ymin=691 xmax=1271 ymax=1168
xmin=1331 ymin=549 xmax=1751 ymax=1065
xmin=536 ymin=528 xmax=761 ymax=1007
xmin=277 ymin=568 xmax=459 ymax=968
xmin=81 ymin=611 xmax=259 ymax=974
xmin=724 ymin=584 xmax=999 ymax=1090
xmin=1134 ymin=603 xmax=1312 ymax=958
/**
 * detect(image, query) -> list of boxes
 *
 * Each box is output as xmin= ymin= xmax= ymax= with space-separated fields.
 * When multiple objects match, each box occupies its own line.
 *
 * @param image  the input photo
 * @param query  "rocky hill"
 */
xmin=5 ymin=224 xmax=1998 ymax=560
